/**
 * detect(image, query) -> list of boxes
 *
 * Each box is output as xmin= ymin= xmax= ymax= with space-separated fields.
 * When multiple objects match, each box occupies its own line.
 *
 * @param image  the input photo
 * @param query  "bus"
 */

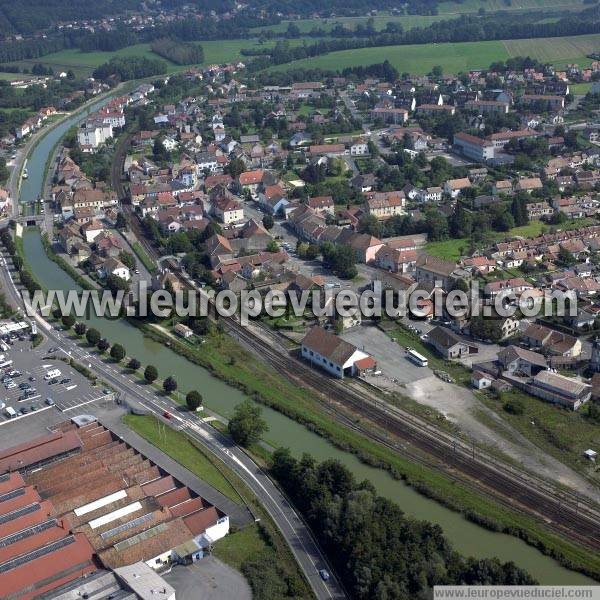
xmin=406 ymin=349 xmax=428 ymax=367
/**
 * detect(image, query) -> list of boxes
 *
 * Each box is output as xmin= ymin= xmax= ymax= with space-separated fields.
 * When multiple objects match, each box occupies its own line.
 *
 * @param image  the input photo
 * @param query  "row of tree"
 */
xmin=150 ymin=38 xmax=205 ymax=66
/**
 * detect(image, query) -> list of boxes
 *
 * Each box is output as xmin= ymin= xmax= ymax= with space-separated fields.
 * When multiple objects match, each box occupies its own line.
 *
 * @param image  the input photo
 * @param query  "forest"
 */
xmin=271 ymin=449 xmax=536 ymax=599
xmin=150 ymin=39 xmax=205 ymax=66
xmin=92 ymin=57 xmax=167 ymax=81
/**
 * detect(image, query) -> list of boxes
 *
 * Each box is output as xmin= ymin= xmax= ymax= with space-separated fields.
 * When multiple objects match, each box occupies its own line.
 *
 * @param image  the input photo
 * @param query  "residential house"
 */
xmin=365 ymin=191 xmax=405 ymax=219
xmin=498 ymin=345 xmax=547 ymax=376
xmin=444 ymin=178 xmax=471 ymax=198
xmin=415 ymin=255 xmax=459 ymax=290
xmin=427 ymin=326 xmax=478 ymax=359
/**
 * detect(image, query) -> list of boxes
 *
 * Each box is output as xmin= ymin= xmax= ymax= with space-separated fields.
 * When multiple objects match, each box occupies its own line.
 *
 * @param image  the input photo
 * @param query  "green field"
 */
xmin=12 ymin=38 xmax=316 ymax=79
xmin=253 ymin=0 xmax=588 ymax=33
xmin=268 ymin=32 xmax=600 ymax=75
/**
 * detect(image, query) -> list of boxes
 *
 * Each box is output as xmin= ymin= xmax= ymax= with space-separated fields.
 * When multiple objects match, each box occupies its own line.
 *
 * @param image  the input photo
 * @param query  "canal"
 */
xmin=20 ymin=229 xmax=595 ymax=584
xmin=15 ymin=94 xmax=597 ymax=583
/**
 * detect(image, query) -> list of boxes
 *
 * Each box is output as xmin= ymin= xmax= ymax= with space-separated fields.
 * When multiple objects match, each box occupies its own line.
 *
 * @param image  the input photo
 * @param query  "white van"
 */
xmin=4 ymin=406 xmax=16 ymax=418
xmin=44 ymin=369 xmax=61 ymax=381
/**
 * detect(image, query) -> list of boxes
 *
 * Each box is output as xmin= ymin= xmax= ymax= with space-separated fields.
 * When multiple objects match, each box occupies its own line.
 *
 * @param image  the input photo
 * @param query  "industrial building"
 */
xmin=0 ymin=417 xmax=229 ymax=599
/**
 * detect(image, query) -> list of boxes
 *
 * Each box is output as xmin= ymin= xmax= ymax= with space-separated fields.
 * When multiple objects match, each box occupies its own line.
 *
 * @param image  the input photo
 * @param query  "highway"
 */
xmin=0 ymin=247 xmax=346 ymax=600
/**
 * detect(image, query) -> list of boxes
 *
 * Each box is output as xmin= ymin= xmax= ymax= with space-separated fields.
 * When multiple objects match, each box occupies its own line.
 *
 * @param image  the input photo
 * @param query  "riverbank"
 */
xmin=15 ymin=226 xmax=598 ymax=583
xmin=134 ymin=320 xmax=600 ymax=580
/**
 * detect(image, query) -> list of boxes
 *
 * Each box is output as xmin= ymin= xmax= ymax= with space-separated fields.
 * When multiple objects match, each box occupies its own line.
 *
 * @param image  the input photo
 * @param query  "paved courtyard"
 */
xmin=341 ymin=324 xmax=431 ymax=385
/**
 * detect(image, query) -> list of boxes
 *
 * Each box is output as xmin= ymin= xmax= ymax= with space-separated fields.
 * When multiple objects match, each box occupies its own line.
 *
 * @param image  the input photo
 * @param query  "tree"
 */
xmin=262 ymin=214 xmax=274 ymax=230
xmin=186 ymin=390 xmax=203 ymax=411
xmin=144 ymin=365 xmax=158 ymax=383
xmin=74 ymin=322 xmax=87 ymax=336
xmin=266 ymin=239 xmax=279 ymax=253
xmin=97 ymin=338 xmax=109 ymax=353
xmin=163 ymin=376 xmax=177 ymax=394
xmin=119 ymin=251 xmax=136 ymax=271
xmin=110 ymin=343 xmax=126 ymax=362
xmin=61 ymin=314 xmax=75 ymax=329
xmin=86 ymin=328 xmax=101 ymax=346
xmin=127 ymin=358 xmax=141 ymax=371
xmin=115 ymin=212 xmax=128 ymax=230
xmin=226 ymin=157 xmax=246 ymax=179
xmin=228 ymin=399 xmax=268 ymax=447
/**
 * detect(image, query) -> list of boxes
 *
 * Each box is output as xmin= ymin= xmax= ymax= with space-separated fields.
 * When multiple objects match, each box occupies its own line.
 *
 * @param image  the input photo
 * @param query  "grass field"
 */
xmin=123 ymin=414 xmax=243 ymax=504
xmin=269 ymin=32 xmax=600 ymax=75
xmin=12 ymin=38 xmax=316 ymax=79
xmin=253 ymin=0 xmax=588 ymax=33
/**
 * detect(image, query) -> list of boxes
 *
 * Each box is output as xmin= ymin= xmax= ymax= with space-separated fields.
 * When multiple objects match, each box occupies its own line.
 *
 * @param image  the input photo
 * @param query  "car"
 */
xmin=8 ymin=370 xmax=20 ymax=377
xmin=28 ymin=376 xmax=35 ymax=382
xmin=48 ymin=347 xmax=58 ymax=353
xmin=18 ymin=383 xmax=28 ymax=390
xmin=5 ymin=382 xmax=16 ymax=389
xmin=45 ymin=397 xmax=55 ymax=406
xmin=135 ymin=269 xmax=140 ymax=275
xmin=30 ymin=404 xmax=38 ymax=411
xmin=48 ymin=378 xmax=58 ymax=385
xmin=319 ymin=569 xmax=330 ymax=581
xmin=163 ymin=411 xmax=172 ymax=419
xmin=102 ymin=388 xmax=110 ymax=395
xmin=60 ymin=378 xmax=71 ymax=384
xmin=18 ymin=407 xmax=29 ymax=415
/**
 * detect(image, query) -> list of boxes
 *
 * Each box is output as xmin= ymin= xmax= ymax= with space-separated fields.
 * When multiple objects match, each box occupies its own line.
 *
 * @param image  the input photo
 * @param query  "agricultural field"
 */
xmin=269 ymin=32 xmax=600 ymax=76
xmin=502 ymin=34 xmax=600 ymax=68
xmin=252 ymin=0 xmax=588 ymax=33
xmin=11 ymin=38 xmax=315 ymax=79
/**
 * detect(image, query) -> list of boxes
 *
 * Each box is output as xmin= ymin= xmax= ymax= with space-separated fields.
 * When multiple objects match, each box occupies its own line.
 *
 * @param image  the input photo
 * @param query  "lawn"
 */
xmin=426 ymin=237 xmax=470 ymax=260
xmin=122 ymin=413 xmax=243 ymax=504
xmin=132 ymin=241 xmax=157 ymax=274
xmin=268 ymin=32 xmax=600 ymax=76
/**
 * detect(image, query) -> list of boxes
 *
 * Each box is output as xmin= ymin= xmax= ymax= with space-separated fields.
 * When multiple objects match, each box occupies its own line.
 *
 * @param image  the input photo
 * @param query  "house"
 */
xmin=350 ymin=140 xmax=369 ymax=156
xmin=472 ymin=370 xmax=493 ymax=390
xmin=521 ymin=94 xmax=565 ymax=111
xmin=307 ymin=195 xmax=334 ymax=215
xmin=526 ymin=201 xmax=553 ymax=220
xmin=346 ymin=233 xmax=385 ymax=264
xmin=238 ymin=170 xmax=265 ymax=196
xmin=309 ymin=144 xmax=346 ymax=157
xmin=211 ymin=196 xmax=244 ymax=224
xmin=444 ymin=178 xmax=471 ymax=198
xmin=365 ymin=191 xmax=405 ymax=219
xmin=415 ymin=255 xmax=458 ymax=290
xmin=81 ymin=219 xmax=105 ymax=243
xmin=77 ymin=119 xmax=113 ymax=150
xmin=98 ymin=257 xmax=131 ymax=281
xmin=529 ymin=371 xmax=591 ymax=410
xmin=259 ymin=184 xmax=289 ymax=215
xmin=522 ymin=323 xmax=582 ymax=357
xmin=464 ymin=100 xmax=509 ymax=114
xmin=417 ymin=187 xmax=443 ymax=203
xmin=174 ymin=323 xmax=194 ymax=339
xmin=515 ymin=177 xmax=543 ymax=194
xmin=375 ymin=245 xmax=417 ymax=274
xmin=427 ymin=326 xmax=478 ymax=359
xmin=498 ymin=345 xmax=547 ymax=376
xmin=484 ymin=277 xmax=533 ymax=300
xmin=493 ymin=180 xmax=513 ymax=195
xmin=301 ymin=326 xmax=375 ymax=378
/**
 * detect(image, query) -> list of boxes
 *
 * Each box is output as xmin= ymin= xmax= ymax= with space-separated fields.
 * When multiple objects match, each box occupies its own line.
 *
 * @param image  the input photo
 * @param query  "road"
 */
xmin=0 ymin=245 xmax=346 ymax=600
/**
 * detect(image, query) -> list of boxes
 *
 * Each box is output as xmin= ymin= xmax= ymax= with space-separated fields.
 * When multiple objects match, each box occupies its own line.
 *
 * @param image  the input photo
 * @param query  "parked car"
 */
xmin=319 ymin=569 xmax=330 ymax=581
xmin=45 ymin=397 xmax=55 ymax=406
xmin=60 ymin=378 xmax=71 ymax=384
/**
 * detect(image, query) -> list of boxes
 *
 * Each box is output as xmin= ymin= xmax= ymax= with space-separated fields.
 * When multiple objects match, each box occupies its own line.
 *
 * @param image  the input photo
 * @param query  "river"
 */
xmin=16 ymin=102 xmax=596 ymax=585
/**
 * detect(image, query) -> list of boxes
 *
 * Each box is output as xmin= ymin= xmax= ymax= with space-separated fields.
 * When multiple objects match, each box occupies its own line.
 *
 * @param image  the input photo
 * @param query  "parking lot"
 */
xmin=1 ymin=335 xmax=108 ymax=422
xmin=341 ymin=324 xmax=432 ymax=386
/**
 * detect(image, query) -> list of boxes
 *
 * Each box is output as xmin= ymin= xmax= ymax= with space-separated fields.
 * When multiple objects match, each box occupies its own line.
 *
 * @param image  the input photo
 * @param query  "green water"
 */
xmin=20 ymin=228 xmax=597 ymax=584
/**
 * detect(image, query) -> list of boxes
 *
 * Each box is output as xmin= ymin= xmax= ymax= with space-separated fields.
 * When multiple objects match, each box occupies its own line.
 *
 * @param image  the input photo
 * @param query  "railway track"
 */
xmin=224 ymin=318 xmax=600 ymax=551
xmin=119 ymin=192 xmax=600 ymax=552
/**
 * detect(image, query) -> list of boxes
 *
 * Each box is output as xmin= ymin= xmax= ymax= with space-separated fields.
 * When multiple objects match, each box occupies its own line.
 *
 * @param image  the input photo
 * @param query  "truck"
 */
xmin=4 ymin=406 xmax=17 ymax=418
xmin=44 ymin=369 xmax=61 ymax=381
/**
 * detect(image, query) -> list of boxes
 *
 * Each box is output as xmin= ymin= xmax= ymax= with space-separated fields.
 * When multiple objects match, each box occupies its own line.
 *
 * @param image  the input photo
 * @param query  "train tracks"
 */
xmin=118 ymin=189 xmax=600 ymax=552
xmin=224 ymin=317 xmax=600 ymax=552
